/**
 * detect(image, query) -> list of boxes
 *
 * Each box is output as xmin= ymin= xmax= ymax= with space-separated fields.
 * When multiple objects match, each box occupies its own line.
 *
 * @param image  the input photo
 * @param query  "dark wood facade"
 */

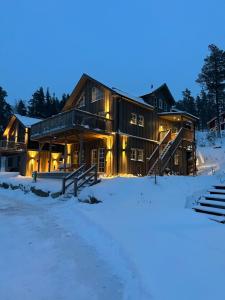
xmin=29 ymin=74 xmax=198 ymax=177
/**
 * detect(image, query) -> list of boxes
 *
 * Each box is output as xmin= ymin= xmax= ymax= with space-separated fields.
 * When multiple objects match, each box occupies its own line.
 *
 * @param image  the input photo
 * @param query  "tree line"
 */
xmin=1 ymin=43 xmax=225 ymax=136
xmin=0 ymin=87 xmax=69 ymax=136
xmin=175 ymin=44 xmax=225 ymax=132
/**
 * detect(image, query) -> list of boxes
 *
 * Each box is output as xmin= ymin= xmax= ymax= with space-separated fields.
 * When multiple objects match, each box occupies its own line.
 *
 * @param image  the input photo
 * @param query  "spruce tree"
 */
xmin=0 ymin=87 xmax=12 ymax=136
xmin=15 ymin=99 xmax=27 ymax=116
xmin=196 ymin=44 xmax=225 ymax=136
xmin=175 ymin=89 xmax=197 ymax=116
xmin=28 ymin=87 xmax=46 ymax=118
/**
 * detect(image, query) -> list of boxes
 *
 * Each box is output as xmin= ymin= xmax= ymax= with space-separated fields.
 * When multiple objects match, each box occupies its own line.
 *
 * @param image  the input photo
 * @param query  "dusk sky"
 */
xmin=1 ymin=0 xmax=225 ymax=104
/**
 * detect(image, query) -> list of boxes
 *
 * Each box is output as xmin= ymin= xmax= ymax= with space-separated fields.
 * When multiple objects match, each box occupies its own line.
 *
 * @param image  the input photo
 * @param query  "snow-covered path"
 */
xmin=0 ymin=190 xmax=123 ymax=300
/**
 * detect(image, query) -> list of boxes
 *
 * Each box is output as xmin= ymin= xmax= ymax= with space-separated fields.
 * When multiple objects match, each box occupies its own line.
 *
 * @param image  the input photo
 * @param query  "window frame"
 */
xmin=77 ymin=92 xmax=85 ymax=108
xmin=138 ymin=115 xmax=144 ymax=127
xmin=130 ymin=113 xmax=137 ymax=125
xmin=137 ymin=149 xmax=144 ymax=162
xmin=130 ymin=148 xmax=137 ymax=161
xmin=91 ymin=86 xmax=104 ymax=103
xmin=159 ymin=98 xmax=163 ymax=109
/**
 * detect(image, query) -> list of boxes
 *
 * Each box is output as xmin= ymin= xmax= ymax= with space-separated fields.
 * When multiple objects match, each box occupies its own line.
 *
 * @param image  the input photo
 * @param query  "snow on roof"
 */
xmin=14 ymin=114 xmax=42 ymax=127
xmin=111 ymin=87 xmax=154 ymax=109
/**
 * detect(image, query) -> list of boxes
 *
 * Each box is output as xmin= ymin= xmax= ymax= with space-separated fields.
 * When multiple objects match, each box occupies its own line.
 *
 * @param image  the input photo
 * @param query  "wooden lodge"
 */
xmin=27 ymin=74 xmax=198 ymax=177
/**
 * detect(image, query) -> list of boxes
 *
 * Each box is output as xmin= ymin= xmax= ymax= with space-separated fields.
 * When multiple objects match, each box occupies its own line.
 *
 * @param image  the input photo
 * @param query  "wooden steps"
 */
xmin=193 ymin=184 xmax=225 ymax=222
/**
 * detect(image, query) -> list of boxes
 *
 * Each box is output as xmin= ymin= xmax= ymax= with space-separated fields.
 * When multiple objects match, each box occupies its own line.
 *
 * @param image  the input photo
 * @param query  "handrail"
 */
xmin=160 ymin=127 xmax=184 ymax=173
xmin=74 ymin=164 xmax=98 ymax=196
xmin=62 ymin=164 xmax=86 ymax=194
xmin=147 ymin=130 xmax=171 ymax=175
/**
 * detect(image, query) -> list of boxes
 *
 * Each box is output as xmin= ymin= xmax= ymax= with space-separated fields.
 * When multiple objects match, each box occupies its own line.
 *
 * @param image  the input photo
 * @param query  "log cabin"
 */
xmin=29 ymin=74 xmax=198 ymax=177
xmin=0 ymin=114 xmax=62 ymax=176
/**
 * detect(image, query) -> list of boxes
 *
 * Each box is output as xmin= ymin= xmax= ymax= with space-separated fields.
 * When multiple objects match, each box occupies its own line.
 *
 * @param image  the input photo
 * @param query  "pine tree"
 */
xmin=0 ymin=87 xmax=12 ymax=136
xmin=59 ymin=93 xmax=70 ymax=111
xmin=196 ymin=44 xmax=225 ymax=136
xmin=15 ymin=99 xmax=27 ymax=116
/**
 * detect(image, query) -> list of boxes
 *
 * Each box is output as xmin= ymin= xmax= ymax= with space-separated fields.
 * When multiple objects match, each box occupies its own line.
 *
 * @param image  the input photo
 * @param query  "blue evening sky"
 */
xmin=1 ymin=0 xmax=225 ymax=104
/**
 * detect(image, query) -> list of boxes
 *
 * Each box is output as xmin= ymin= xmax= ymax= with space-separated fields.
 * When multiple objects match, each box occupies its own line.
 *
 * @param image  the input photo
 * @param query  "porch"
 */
xmin=0 ymin=140 xmax=27 ymax=153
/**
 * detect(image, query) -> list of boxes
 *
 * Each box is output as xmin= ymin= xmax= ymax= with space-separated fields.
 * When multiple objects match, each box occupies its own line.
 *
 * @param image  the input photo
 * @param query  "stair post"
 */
xmin=62 ymin=177 xmax=66 ymax=194
xmin=94 ymin=164 xmax=97 ymax=184
xmin=74 ymin=177 xmax=78 ymax=197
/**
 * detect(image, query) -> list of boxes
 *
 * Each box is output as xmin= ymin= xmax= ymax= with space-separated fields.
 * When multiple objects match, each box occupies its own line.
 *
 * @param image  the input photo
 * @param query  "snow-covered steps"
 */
xmin=193 ymin=184 xmax=225 ymax=222
xmin=208 ymin=189 xmax=225 ymax=195
xmin=198 ymin=199 xmax=225 ymax=209
xmin=193 ymin=205 xmax=225 ymax=216
xmin=203 ymin=194 xmax=225 ymax=201
xmin=213 ymin=184 xmax=225 ymax=190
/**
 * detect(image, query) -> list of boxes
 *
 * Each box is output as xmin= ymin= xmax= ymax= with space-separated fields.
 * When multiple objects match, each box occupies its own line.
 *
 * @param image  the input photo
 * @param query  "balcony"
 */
xmin=0 ymin=140 xmax=27 ymax=153
xmin=30 ymin=108 xmax=113 ymax=140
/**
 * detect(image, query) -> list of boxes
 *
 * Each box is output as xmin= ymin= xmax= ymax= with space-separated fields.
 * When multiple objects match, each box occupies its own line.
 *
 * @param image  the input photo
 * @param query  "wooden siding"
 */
xmin=118 ymin=135 xmax=157 ymax=175
xmin=117 ymin=97 xmax=159 ymax=141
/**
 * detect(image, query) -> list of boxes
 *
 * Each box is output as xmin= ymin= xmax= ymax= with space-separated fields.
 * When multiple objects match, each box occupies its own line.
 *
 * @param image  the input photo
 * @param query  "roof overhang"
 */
xmin=158 ymin=111 xmax=199 ymax=122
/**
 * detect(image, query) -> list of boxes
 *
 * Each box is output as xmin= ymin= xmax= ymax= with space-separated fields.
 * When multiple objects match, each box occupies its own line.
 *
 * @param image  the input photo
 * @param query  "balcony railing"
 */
xmin=31 ymin=108 xmax=113 ymax=139
xmin=0 ymin=140 xmax=27 ymax=152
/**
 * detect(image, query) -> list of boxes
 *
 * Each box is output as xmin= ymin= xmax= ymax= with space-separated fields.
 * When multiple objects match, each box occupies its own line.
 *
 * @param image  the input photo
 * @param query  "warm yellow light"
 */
xmin=104 ymin=90 xmax=110 ymax=119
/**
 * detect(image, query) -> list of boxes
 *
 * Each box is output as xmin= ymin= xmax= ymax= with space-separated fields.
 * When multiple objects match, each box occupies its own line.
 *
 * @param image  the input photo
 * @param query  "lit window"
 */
xmin=131 ymin=148 xmax=137 ymax=161
xmin=137 ymin=149 xmax=144 ymax=161
xmin=138 ymin=115 xmax=144 ymax=127
xmin=77 ymin=92 xmax=85 ymax=108
xmin=91 ymin=87 xmax=104 ymax=102
xmin=130 ymin=113 xmax=137 ymax=125
xmin=159 ymin=99 xmax=163 ymax=109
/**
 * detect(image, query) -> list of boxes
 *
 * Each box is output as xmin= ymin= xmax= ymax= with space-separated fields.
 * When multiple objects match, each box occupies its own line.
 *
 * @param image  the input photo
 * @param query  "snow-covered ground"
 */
xmin=1 ymin=131 xmax=225 ymax=300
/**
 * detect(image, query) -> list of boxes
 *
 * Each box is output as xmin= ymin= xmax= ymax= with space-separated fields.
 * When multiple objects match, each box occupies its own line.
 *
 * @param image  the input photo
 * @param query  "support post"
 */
xmin=48 ymin=141 xmax=52 ymax=172
xmin=37 ymin=142 xmax=44 ymax=172
xmin=74 ymin=177 xmax=78 ymax=197
xmin=79 ymin=138 xmax=84 ymax=166
xmin=64 ymin=140 xmax=67 ymax=172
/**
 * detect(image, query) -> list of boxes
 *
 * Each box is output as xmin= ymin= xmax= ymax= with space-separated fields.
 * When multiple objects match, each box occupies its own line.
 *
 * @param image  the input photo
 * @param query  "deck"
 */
xmin=30 ymin=108 xmax=113 ymax=141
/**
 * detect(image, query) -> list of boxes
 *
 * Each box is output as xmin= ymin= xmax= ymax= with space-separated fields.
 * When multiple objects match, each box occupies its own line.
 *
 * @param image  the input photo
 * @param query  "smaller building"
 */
xmin=207 ymin=112 xmax=225 ymax=132
xmin=0 ymin=114 xmax=62 ymax=176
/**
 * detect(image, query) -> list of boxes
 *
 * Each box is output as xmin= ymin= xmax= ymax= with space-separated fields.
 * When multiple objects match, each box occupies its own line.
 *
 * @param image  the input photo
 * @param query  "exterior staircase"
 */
xmin=193 ymin=184 xmax=225 ymax=223
xmin=148 ymin=128 xmax=184 ymax=175
xmin=62 ymin=164 xmax=99 ymax=197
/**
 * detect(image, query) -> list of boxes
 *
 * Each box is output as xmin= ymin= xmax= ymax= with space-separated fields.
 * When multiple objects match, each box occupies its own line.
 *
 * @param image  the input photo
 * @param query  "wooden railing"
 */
xmin=74 ymin=164 xmax=98 ymax=197
xmin=160 ymin=127 xmax=184 ymax=173
xmin=62 ymin=164 xmax=86 ymax=194
xmin=31 ymin=108 xmax=113 ymax=139
xmin=147 ymin=128 xmax=194 ymax=175
xmin=61 ymin=164 xmax=98 ymax=196
xmin=0 ymin=140 xmax=27 ymax=151
xmin=147 ymin=130 xmax=171 ymax=175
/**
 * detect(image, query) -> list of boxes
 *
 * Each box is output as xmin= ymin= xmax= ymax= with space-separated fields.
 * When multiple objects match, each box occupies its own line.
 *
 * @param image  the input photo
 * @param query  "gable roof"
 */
xmin=62 ymin=73 xmax=154 ymax=111
xmin=14 ymin=114 xmax=42 ymax=127
xmin=3 ymin=114 xmax=42 ymax=137
xmin=141 ymin=83 xmax=176 ymax=105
